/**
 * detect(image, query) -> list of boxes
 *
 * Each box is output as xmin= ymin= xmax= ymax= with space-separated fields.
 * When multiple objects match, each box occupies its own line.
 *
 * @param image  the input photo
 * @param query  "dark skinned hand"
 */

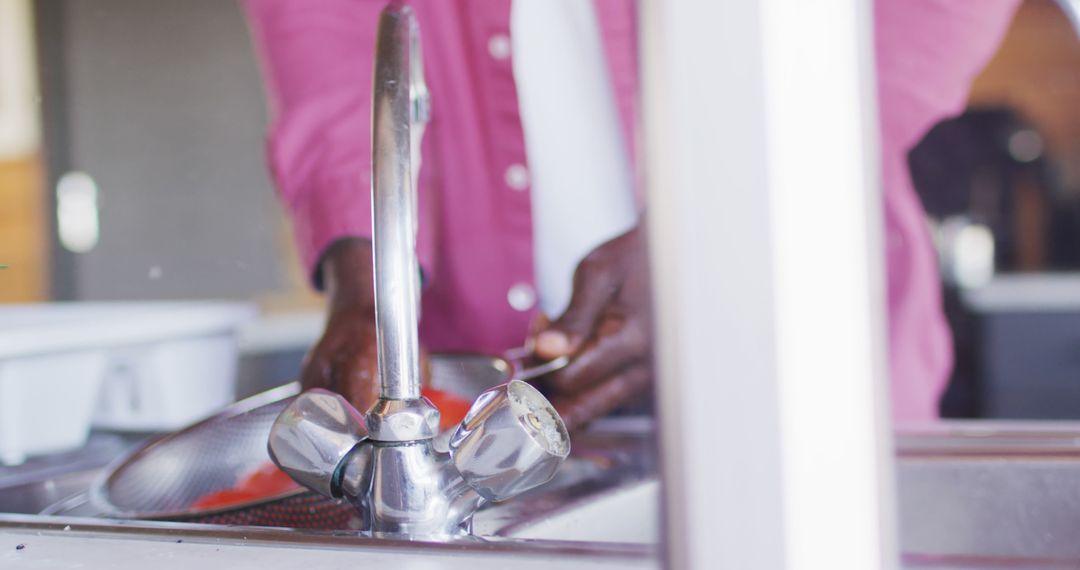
xmin=528 ymin=225 xmax=653 ymax=432
xmin=302 ymin=238 xmax=430 ymax=414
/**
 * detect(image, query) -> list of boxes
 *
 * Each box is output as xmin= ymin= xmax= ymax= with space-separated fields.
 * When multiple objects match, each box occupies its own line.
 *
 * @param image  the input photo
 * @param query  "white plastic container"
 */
xmin=0 ymin=302 xmax=254 ymax=465
xmin=0 ymin=349 xmax=107 ymax=465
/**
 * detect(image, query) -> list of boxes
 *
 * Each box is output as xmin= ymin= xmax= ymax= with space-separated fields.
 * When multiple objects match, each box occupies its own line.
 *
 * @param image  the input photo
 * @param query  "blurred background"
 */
xmin=907 ymin=0 xmax=1080 ymax=419
xmin=0 ymin=0 xmax=1079 ymax=462
xmin=2 ymin=0 xmax=313 ymax=305
xmin=0 ymin=0 xmax=325 ymax=466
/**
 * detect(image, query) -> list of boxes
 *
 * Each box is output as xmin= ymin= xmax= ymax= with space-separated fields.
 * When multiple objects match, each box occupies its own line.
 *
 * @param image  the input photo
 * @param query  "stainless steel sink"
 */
xmin=473 ymin=417 xmax=658 ymax=542
xmin=481 ymin=421 xmax=1080 ymax=565
xmin=478 ymin=421 xmax=1080 ymax=561
xmin=897 ymin=422 xmax=1080 ymax=560
xmin=0 ymin=432 xmax=141 ymax=516
xmin=493 ymin=478 xmax=659 ymax=543
xmin=0 ymin=417 xmax=659 ymax=568
xmin=7 ymin=420 xmax=1080 ymax=568
xmin=0 ymin=418 xmax=658 ymax=538
xmin=482 ymin=421 xmax=1080 ymax=561
xmin=484 ymin=421 xmax=1080 ymax=562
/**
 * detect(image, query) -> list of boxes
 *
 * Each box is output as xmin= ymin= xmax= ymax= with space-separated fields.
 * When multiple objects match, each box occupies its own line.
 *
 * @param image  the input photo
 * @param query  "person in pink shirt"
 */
xmin=242 ymin=0 xmax=1020 ymax=428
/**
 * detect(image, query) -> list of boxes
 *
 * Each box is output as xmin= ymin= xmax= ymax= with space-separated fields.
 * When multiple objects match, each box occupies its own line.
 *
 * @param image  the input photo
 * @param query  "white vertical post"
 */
xmin=641 ymin=0 xmax=897 ymax=567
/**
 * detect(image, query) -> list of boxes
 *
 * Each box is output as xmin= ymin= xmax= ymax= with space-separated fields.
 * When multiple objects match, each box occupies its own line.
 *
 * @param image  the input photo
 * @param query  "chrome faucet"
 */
xmin=267 ymin=2 xmax=570 ymax=539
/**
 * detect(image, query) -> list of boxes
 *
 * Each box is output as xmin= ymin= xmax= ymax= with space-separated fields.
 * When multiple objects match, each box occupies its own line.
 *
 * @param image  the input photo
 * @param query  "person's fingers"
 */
xmin=551 ymin=364 xmax=651 ymax=433
xmin=548 ymin=316 xmax=647 ymax=395
xmin=300 ymin=308 xmax=381 ymax=412
xmin=533 ymin=256 xmax=619 ymax=360
xmin=524 ymin=313 xmax=551 ymax=355
xmin=529 ymin=312 xmax=551 ymax=336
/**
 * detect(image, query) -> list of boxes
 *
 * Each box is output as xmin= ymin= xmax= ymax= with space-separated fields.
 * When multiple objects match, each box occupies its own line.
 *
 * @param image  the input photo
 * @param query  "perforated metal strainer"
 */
xmin=87 ymin=382 xmax=357 ymax=528
xmin=86 ymin=352 xmax=562 ymax=529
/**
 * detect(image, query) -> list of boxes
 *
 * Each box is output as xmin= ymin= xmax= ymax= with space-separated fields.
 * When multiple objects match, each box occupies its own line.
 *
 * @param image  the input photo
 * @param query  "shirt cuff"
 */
xmin=290 ymin=170 xmax=372 ymax=290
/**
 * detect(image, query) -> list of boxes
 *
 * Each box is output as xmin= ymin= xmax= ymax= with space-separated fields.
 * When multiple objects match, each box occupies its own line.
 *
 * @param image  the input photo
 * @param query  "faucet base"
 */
xmin=364 ymin=397 xmax=440 ymax=442
xmin=339 ymin=439 xmax=485 ymax=538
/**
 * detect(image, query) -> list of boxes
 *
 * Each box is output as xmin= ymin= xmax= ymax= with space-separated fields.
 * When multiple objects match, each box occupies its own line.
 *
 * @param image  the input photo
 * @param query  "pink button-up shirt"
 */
xmin=242 ymin=0 xmax=1018 ymax=421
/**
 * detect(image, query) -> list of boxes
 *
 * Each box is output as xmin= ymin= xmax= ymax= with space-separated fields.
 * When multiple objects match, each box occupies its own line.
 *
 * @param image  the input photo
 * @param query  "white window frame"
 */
xmin=642 ymin=0 xmax=897 ymax=567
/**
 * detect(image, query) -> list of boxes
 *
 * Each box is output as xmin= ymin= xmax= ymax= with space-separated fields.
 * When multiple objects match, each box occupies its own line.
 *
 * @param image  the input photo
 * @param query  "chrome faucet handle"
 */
xmin=449 ymin=381 xmax=571 ymax=501
xmin=267 ymin=389 xmax=368 ymax=498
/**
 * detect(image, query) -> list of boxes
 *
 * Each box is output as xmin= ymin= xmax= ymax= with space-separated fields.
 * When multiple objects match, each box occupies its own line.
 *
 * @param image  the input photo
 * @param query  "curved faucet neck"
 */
xmin=371 ymin=2 xmax=429 ymax=403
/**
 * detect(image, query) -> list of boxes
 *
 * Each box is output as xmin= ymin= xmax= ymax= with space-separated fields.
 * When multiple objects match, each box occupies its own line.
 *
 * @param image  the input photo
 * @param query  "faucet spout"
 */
xmin=371 ymin=0 xmax=427 ymax=404
xmin=366 ymin=1 xmax=440 ymax=443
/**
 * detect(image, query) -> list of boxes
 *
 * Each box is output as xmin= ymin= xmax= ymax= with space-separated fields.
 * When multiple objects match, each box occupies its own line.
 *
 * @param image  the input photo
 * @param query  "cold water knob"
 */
xmin=449 ymin=380 xmax=570 ymax=501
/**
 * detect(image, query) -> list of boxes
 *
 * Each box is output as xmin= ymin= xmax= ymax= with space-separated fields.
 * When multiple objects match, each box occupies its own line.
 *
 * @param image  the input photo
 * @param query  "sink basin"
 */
xmin=488 ymin=421 xmax=1080 ymax=560
xmin=7 ymin=419 xmax=1080 ymax=566
xmin=0 ymin=418 xmax=659 ymax=535
xmin=896 ymin=422 xmax=1080 ymax=559
xmin=499 ymin=479 xmax=660 ymax=543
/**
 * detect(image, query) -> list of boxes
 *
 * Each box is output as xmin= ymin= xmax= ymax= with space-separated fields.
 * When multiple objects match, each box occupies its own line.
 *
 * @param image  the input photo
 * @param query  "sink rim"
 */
xmin=0 ymin=512 xmax=657 ymax=559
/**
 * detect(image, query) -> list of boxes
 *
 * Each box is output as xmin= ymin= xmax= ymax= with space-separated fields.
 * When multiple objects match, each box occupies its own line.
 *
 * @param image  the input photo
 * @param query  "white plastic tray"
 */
xmin=0 ymin=302 xmax=255 ymax=464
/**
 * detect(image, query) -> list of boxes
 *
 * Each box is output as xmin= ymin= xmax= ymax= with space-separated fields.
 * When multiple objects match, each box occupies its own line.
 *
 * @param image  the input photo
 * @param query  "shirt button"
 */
xmin=488 ymin=34 xmax=512 ymax=61
xmin=504 ymin=163 xmax=530 ymax=191
xmin=507 ymin=283 xmax=537 ymax=312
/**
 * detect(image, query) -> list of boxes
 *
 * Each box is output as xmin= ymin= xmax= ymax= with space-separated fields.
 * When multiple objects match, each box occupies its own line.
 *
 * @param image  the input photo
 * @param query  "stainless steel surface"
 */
xmin=449 ymin=381 xmax=570 ymax=501
xmin=270 ymin=381 xmax=569 ymax=537
xmin=0 ymin=415 xmax=652 ymax=535
xmin=267 ymin=2 xmax=569 ymax=540
xmin=899 ymin=457 xmax=1080 ymax=559
xmin=93 ymin=383 xmax=302 ymax=519
xmin=369 ymin=0 xmax=427 ymax=407
xmin=60 ymin=350 xmax=559 ymax=526
xmin=502 ymin=346 xmax=570 ymax=382
xmin=430 ymin=353 xmax=513 ymax=396
xmin=474 ymin=418 xmax=656 ymax=539
xmin=339 ymin=440 xmax=484 ymax=536
xmin=492 ymin=421 xmax=1080 ymax=560
xmin=0 ymin=417 xmax=655 ymax=555
xmin=894 ymin=422 xmax=1080 ymax=560
xmin=0 ymin=434 xmax=134 ymax=516
xmin=266 ymin=389 xmax=367 ymax=498
xmin=363 ymin=397 xmax=440 ymax=442
xmin=0 ymin=512 xmax=656 ymax=561
xmin=20 ymin=418 xmax=1080 ymax=566
xmin=364 ymin=0 xmax=438 ymax=443
xmin=7 ymin=512 xmax=1067 ymax=570
xmin=512 ymin=355 xmax=570 ymax=382
xmin=67 ymin=352 xmax=512 ymax=522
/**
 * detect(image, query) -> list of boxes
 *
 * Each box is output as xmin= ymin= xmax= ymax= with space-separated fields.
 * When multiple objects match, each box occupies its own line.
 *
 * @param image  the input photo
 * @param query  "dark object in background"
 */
xmin=34 ymin=0 xmax=283 ymax=301
xmin=909 ymin=107 xmax=1061 ymax=272
xmin=936 ymin=286 xmax=983 ymax=418
xmin=908 ymin=108 xmax=1066 ymax=418
xmin=976 ymin=299 xmax=1080 ymax=418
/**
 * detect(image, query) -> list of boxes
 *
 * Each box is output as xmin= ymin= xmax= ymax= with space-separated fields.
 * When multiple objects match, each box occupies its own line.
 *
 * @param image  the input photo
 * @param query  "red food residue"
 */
xmin=191 ymin=462 xmax=299 ymax=510
xmin=190 ymin=388 xmax=472 ymax=511
xmin=423 ymin=387 xmax=471 ymax=431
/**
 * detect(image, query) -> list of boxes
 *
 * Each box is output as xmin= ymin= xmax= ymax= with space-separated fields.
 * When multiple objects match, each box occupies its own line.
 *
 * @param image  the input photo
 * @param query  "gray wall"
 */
xmin=45 ymin=0 xmax=284 ymax=300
